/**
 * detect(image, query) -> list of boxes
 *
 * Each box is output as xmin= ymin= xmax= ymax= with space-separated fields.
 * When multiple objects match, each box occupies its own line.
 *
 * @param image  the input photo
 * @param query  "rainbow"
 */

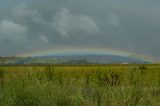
xmin=16 ymin=47 xmax=157 ymax=62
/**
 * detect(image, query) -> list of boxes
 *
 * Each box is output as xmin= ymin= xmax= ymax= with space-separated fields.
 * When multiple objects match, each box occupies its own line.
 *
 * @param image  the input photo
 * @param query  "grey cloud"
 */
xmin=12 ymin=3 xmax=46 ymax=25
xmin=0 ymin=0 xmax=159 ymax=59
xmin=107 ymin=13 xmax=120 ymax=29
xmin=0 ymin=19 xmax=28 ymax=44
xmin=39 ymin=35 xmax=49 ymax=43
xmin=52 ymin=8 xmax=100 ymax=37
xmin=0 ymin=19 xmax=29 ymax=55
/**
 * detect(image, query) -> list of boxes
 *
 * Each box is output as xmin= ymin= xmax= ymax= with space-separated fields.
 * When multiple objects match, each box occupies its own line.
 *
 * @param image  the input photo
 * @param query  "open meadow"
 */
xmin=0 ymin=64 xmax=160 ymax=106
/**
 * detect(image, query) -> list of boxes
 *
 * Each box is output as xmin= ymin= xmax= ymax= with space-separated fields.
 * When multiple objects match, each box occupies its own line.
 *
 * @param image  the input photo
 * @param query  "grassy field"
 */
xmin=0 ymin=64 xmax=160 ymax=106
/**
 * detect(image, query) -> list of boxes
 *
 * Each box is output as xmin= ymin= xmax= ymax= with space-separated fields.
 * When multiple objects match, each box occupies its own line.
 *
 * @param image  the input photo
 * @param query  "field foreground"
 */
xmin=0 ymin=64 xmax=160 ymax=106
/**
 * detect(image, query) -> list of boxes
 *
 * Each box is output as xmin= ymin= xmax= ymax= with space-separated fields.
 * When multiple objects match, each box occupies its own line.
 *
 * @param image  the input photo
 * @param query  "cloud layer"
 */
xmin=0 ymin=0 xmax=160 ymax=59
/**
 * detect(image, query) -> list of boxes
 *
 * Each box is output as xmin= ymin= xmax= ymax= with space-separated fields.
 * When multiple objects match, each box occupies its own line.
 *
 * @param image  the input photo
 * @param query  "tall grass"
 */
xmin=0 ymin=64 xmax=159 ymax=106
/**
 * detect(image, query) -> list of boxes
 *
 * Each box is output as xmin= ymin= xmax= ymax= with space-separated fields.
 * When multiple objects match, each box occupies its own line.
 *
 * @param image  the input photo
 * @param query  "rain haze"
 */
xmin=0 ymin=0 xmax=160 ymax=60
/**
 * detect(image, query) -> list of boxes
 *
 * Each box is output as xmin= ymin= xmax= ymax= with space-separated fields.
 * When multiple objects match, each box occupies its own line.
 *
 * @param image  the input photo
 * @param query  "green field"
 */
xmin=0 ymin=64 xmax=160 ymax=106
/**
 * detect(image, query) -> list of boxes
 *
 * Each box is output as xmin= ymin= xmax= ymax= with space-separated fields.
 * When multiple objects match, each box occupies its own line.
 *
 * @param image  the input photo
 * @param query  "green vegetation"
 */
xmin=0 ymin=64 xmax=160 ymax=106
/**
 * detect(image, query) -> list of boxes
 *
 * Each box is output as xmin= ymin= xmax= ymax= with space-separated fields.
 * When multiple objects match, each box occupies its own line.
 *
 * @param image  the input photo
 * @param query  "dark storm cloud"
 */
xmin=0 ymin=0 xmax=160 ymax=59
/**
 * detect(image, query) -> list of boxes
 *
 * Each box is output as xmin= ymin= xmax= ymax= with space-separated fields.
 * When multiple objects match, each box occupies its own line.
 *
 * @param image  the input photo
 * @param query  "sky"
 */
xmin=0 ymin=0 xmax=160 ymax=60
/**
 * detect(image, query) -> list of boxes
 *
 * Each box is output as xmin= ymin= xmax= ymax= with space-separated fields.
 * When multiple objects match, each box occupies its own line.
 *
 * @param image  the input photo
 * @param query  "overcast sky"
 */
xmin=0 ymin=0 xmax=160 ymax=59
